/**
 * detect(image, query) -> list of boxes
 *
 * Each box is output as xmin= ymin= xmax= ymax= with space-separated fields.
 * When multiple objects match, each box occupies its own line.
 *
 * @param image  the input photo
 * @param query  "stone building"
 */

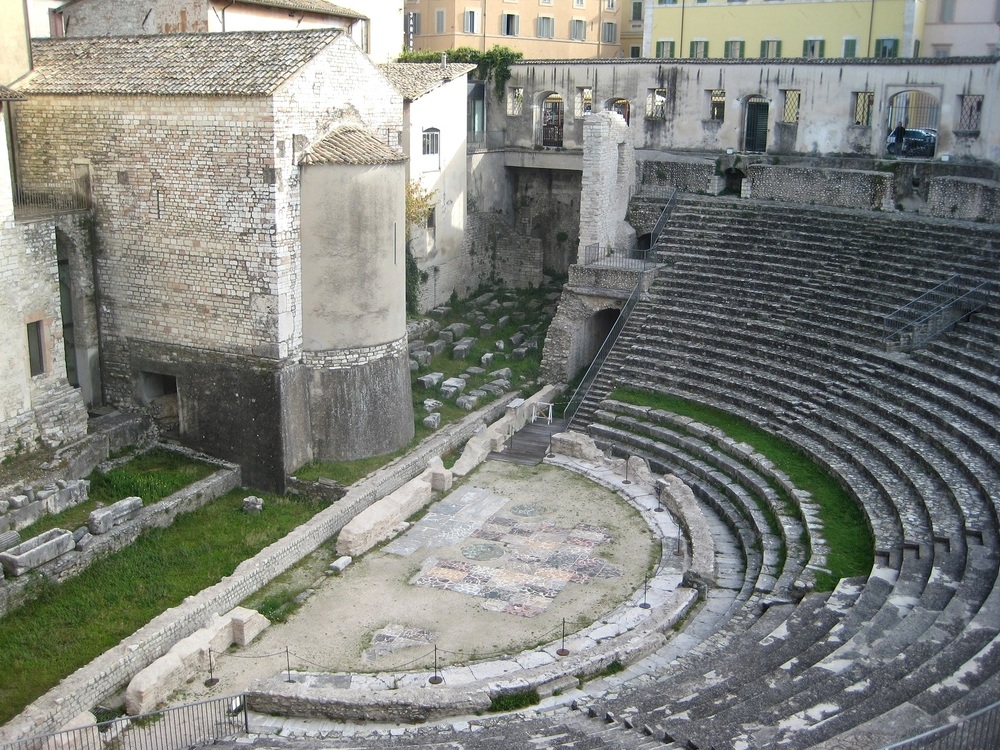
xmin=378 ymin=61 xmax=477 ymax=311
xmin=47 ymin=0 xmax=384 ymax=61
xmin=11 ymin=30 xmax=413 ymax=489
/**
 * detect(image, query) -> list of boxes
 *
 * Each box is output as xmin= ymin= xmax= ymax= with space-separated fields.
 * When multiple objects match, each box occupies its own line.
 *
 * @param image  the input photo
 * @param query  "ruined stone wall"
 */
xmin=747 ymin=164 xmax=895 ymax=212
xmin=509 ymin=167 xmax=582 ymax=274
xmin=0 ymin=116 xmax=88 ymax=458
xmin=926 ymin=177 xmax=1000 ymax=222
xmin=579 ymin=112 xmax=636 ymax=255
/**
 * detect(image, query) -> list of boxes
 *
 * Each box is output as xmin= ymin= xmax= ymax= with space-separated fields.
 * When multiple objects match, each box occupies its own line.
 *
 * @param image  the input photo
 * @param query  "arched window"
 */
xmin=421 ymin=127 xmax=440 ymax=156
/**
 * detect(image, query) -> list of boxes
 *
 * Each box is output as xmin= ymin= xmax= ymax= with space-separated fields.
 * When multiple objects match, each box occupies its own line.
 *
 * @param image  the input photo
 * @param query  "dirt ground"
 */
xmin=175 ymin=460 xmax=657 ymax=704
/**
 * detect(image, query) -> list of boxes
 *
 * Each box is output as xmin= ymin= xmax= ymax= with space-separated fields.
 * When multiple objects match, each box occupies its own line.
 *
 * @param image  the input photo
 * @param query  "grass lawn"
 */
xmin=0 ymin=489 xmax=326 ymax=726
xmin=611 ymin=387 xmax=874 ymax=591
xmin=19 ymin=448 xmax=216 ymax=538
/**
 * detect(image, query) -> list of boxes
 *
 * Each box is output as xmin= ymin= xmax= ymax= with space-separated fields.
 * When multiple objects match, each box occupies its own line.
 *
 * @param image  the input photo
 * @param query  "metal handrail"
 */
xmin=0 ymin=694 xmax=247 ymax=750
xmin=580 ymin=243 xmax=652 ymax=270
xmin=883 ymin=277 xmax=993 ymax=351
xmin=648 ymin=187 xmax=679 ymax=250
xmin=881 ymin=695 xmax=1000 ymax=749
xmin=563 ymin=274 xmax=646 ymax=425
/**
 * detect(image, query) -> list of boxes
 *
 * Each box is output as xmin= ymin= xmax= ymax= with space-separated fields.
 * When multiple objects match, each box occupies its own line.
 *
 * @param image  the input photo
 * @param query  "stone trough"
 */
xmin=0 ymin=528 xmax=75 ymax=578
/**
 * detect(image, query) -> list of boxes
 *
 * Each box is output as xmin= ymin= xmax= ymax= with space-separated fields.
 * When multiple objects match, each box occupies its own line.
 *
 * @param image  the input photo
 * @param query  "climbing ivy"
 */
xmin=397 ymin=45 xmax=523 ymax=101
xmin=404 ymin=180 xmax=435 ymax=315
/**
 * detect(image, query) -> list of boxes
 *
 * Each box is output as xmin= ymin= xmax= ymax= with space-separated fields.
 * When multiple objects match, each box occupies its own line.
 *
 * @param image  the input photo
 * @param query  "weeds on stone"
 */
xmin=488 ymin=688 xmax=540 ymax=713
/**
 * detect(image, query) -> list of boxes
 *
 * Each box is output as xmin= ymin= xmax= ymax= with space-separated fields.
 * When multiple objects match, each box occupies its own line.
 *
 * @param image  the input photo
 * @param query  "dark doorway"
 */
xmin=140 ymin=371 xmax=179 ymax=437
xmin=744 ymin=96 xmax=769 ymax=152
xmin=724 ymin=168 xmax=746 ymax=194
xmin=542 ymin=94 xmax=564 ymax=147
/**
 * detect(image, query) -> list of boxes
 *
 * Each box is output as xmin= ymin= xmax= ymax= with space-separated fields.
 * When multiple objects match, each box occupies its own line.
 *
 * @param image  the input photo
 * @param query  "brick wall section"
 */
xmin=747 ymin=165 xmax=895 ymax=211
xmin=0 ymin=395 xmax=516 ymax=742
xmin=302 ymin=337 xmax=407 ymax=370
xmin=579 ymin=113 xmax=636 ymax=254
xmin=926 ymin=177 xmax=1000 ymax=222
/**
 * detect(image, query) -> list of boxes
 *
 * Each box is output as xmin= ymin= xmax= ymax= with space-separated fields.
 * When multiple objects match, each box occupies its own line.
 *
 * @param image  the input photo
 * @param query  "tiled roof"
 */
xmin=0 ymin=84 xmax=25 ymax=101
xmin=236 ymin=0 xmax=367 ymax=19
xmin=299 ymin=125 xmax=405 ymax=165
xmin=377 ymin=62 xmax=477 ymax=101
xmin=17 ymin=30 xmax=343 ymax=96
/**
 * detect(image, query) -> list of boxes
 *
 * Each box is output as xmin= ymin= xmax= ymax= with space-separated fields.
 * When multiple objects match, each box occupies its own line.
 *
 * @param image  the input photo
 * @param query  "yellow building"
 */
xmin=646 ymin=0 xmax=927 ymax=60
xmin=403 ymin=0 xmax=625 ymax=58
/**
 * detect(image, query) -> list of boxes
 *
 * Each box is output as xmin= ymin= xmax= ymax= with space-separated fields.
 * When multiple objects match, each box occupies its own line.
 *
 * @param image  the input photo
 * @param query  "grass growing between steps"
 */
xmin=0 ymin=489 xmax=325 ymax=726
xmin=611 ymin=388 xmax=874 ymax=592
xmin=19 ymin=449 xmax=216 ymax=538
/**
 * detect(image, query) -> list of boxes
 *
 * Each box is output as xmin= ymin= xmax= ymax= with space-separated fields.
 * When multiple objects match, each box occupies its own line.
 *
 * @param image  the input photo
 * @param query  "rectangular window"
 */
xmin=658 ymin=0 xmax=678 ymax=4
xmin=630 ymin=45 xmax=641 ymax=57
xmin=939 ymin=0 xmax=955 ymax=22
xmin=959 ymin=94 xmax=983 ymax=131
xmin=852 ymin=91 xmax=874 ymax=126
xmin=843 ymin=38 xmax=857 ymax=57
xmin=501 ymin=12 xmax=519 ymax=35
xmin=760 ymin=39 xmax=781 ymax=58
xmin=570 ymin=18 xmax=586 ymax=40
xmin=782 ymin=89 xmax=801 ymax=123
xmin=632 ymin=1 xmax=642 ymax=20
xmin=646 ymin=88 xmax=668 ymax=119
xmin=874 ymin=38 xmax=899 ymax=58
xmin=27 ymin=321 xmax=45 ymax=377
xmin=576 ymin=86 xmax=593 ymax=116
xmin=508 ymin=87 xmax=524 ymax=115
xmin=933 ymin=44 xmax=951 ymax=57
xmin=422 ymin=128 xmax=440 ymax=155
xmin=574 ymin=0 xmax=584 ymax=7
xmin=655 ymin=40 xmax=675 ymax=57
xmin=464 ymin=9 xmax=477 ymax=33
xmin=724 ymin=40 xmax=745 ymax=59
xmin=537 ymin=15 xmax=554 ymax=38
xmin=605 ymin=0 xmax=615 ymax=9
xmin=406 ymin=11 xmax=420 ymax=36
xmin=602 ymin=21 xmax=617 ymax=42
xmin=436 ymin=9 xmax=445 ymax=33
xmin=540 ymin=0 xmax=552 ymax=4
xmin=690 ymin=39 xmax=708 ymax=58
xmin=710 ymin=89 xmax=726 ymax=121
xmin=802 ymin=38 xmax=825 ymax=58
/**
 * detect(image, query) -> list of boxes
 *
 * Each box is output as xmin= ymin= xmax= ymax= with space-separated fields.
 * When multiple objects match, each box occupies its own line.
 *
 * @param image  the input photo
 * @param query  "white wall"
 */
xmin=335 ymin=0 xmax=403 ymax=62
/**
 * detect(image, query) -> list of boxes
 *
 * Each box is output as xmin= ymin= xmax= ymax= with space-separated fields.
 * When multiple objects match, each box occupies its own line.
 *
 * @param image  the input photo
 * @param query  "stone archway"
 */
xmin=541 ymin=292 xmax=624 ymax=383
xmin=607 ymin=98 xmax=631 ymax=125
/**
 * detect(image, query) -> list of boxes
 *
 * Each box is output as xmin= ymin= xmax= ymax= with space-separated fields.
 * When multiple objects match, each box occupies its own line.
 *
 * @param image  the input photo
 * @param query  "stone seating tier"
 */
xmin=565 ymin=194 xmax=1000 ymax=747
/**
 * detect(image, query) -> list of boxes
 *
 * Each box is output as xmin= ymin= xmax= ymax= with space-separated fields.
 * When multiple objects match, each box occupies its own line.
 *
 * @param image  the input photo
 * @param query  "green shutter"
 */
xmin=802 ymin=39 xmax=809 ymax=56
xmin=818 ymin=39 xmax=825 ymax=58
xmin=843 ymin=38 xmax=856 ymax=57
xmin=739 ymin=40 xmax=745 ymax=59
xmin=760 ymin=40 xmax=768 ymax=57
xmin=775 ymin=40 xmax=782 ymax=57
xmin=690 ymin=40 xmax=697 ymax=58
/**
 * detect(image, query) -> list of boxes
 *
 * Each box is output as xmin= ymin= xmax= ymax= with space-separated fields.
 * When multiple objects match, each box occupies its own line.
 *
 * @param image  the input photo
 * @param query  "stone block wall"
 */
xmin=62 ymin=0 xmax=210 ymax=35
xmin=746 ymin=165 xmax=895 ymax=211
xmin=926 ymin=177 xmax=1000 ymax=222
xmin=579 ymin=113 xmax=636 ymax=254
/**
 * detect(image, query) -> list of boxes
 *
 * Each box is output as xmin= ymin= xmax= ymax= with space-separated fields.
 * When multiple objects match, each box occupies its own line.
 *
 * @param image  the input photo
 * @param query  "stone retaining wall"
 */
xmin=0 ymin=395 xmax=516 ymax=743
xmin=747 ymin=164 xmax=895 ymax=211
xmin=926 ymin=176 xmax=1000 ymax=222
xmin=0 ymin=465 xmax=240 ymax=619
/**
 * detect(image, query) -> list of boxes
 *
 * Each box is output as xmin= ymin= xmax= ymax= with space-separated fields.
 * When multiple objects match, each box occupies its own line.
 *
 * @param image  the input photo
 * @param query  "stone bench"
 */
xmin=0 ymin=528 xmax=75 ymax=577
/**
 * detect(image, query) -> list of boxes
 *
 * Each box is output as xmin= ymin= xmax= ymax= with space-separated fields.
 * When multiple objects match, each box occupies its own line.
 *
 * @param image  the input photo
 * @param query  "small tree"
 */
xmin=404 ymin=180 xmax=436 ymax=315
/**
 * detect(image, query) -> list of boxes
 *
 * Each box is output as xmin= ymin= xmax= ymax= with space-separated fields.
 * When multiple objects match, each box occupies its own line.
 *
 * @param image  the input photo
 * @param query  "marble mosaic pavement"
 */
xmin=386 ymin=485 xmax=622 ymax=618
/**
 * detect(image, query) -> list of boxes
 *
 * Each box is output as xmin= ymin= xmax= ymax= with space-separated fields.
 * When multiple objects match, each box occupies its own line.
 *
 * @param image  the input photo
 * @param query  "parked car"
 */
xmin=887 ymin=128 xmax=937 ymax=157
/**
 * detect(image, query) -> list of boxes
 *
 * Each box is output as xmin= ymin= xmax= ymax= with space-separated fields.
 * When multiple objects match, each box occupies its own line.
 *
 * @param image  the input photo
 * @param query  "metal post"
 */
xmin=557 ymin=618 xmax=569 ymax=656
xmin=429 ymin=645 xmax=443 ymax=684
xmin=654 ymin=484 xmax=664 ymax=512
xmin=286 ymin=647 xmax=295 ymax=683
xmin=205 ymin=648 xmax=219 ymax=687
xmin=622 ymin=455 xmax=631 ymax=485
xmin=675 ymin=524 xmax=683 ymax=556
xmin=640 ymin=573 xmax=651 ymax=609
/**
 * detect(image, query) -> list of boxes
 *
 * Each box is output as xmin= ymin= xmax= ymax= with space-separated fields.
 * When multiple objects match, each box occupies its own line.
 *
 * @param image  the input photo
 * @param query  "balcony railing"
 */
xmin=13 ymin=182 xmax=90 ymax=220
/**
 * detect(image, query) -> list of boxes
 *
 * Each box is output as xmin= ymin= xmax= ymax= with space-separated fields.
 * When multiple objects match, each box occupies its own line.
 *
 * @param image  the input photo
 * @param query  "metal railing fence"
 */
xmin=580 ymin=243 xmax=653 ymax=270
xmin=881 ymin=696 xmax=1000 ymax=749
xmin=883 ymin=274 xmax=993 ymax=351
xmin=564 ymin=275 xmax=646 ymax=425
xmin=13 ymin=184 xmax=90 ymax=218
xmin=0 ymin=695 xmax=247 ymax=750
xmin=648 ymin=187 xmax=679 ymax=250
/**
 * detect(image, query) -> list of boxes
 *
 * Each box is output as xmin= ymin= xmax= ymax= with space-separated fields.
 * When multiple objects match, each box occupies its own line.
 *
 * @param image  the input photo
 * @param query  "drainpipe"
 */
xmin=220 ymin=0 xmax=236 ymax=32
xmin=866 ymin=0 xmax=875 ymax=57
xmin=482 ymin=0 xmax=487 ymax=51
xmin=679 ymin=0 xmax=686 ymax=59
